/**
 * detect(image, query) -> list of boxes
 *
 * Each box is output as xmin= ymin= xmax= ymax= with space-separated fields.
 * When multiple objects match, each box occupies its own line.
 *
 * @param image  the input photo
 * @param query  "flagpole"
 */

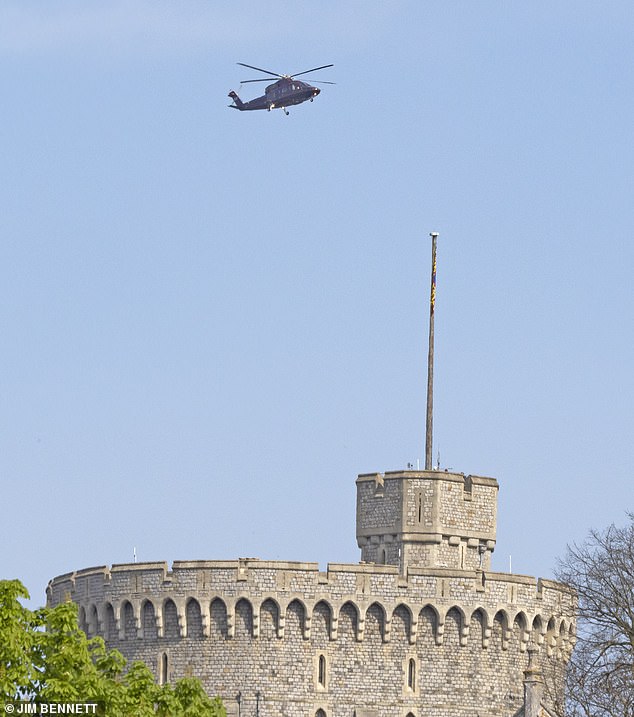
xmin=425 ymin=232 xmax=438 ymax=471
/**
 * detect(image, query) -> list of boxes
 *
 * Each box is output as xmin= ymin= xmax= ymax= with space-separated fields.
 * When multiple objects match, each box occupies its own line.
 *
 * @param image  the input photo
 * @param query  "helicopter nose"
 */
xmin=313 ymin=87 xmax=320 ymax=96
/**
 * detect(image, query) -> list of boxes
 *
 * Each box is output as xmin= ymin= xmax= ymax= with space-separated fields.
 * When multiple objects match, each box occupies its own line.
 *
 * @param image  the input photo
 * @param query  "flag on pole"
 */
xmin=430 ymin=252 xmax=437 ymax=313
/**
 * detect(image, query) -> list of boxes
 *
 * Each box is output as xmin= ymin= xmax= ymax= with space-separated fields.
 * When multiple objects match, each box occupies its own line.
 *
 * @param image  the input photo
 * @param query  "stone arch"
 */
xmin=365 ymin=601 xmax=386 ymax=643
xmin=186 ymin=598 xmax=203 ymax=639
xmin=567 ymin=621 xmax=576 ymax=654
xmin=285 ymin=598 xmax=306 ymax=639
xmin=122 ymin=600 xmax=137 ymax=639
xmin=104 ymin=602 xmax=117 ymax=640
xmin=315 ymin=710 xmax=326 ymax=717
xmin=443 ymin=606 xmax=462 ymax=646
xmin=513 ymin=610 xmax=529 ymax=652
xmin=445 ymin=604 xmax=468 ymax=624
xmin=493 ymin=609 xmax=510 ymax=650
xmin=260 ymin=598 xmax=279 ymax=640
xmin=513 ymin=610 xmax=528 ymax=629
xmin=469 ymin=607 xmax=487 ymax=648
xmin=558 ymin=619 xmax=570 ymax=654
xmin=87 ymin=603 xmax=99 ymax=636
xmin=163 ymin=598 xmax=179 ymax=640
xmin=311 ymin=600 xmax=332 ymax=645
xmin=391 ymin=603 xmax=412 ymax=643
xmin=339 ymin=600 xmax=359 ymax=642
xmin=209 ymin=597 xmax=227 ymax=638
xmin=531 ymin=614 xmax=545 ymax=646
xmin=78 ymin=605 xmax=87 ymax=632
xmin=235 ymin=598 xmax=253 ymax=639
xmin=142 ymin=599 xmax=158 ymax=640
xmin=418 ymin=604 xmax=439 ymax=645
xmin=494 ymin=608 xmax=510 ymax=632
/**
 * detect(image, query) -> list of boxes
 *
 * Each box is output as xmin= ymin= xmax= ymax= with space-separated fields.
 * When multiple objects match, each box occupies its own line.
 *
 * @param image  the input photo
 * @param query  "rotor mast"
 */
xmin=425 ymin=232 xmax=439 ymax=471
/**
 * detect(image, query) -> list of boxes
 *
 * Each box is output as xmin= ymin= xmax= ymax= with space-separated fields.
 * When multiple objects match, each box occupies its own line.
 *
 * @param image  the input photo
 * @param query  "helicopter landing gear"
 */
xmin=283 ymin=108 xmax=289 ymax=116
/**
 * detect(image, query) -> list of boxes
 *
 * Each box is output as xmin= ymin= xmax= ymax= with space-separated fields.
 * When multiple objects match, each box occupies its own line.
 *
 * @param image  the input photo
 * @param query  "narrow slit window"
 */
xmin=318 ymin=654 xmax=326 ymax=687
xmin=407 ymin=657 xmax=416 ymax=691
xmin=159 ymin=652 xmax=168 ymax=685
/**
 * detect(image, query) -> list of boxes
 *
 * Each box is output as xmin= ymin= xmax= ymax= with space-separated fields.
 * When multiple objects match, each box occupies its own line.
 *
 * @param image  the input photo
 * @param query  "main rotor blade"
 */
xmin=303 ymin=80 xmax=336 ymax=85
xmin=237 ymin=62 xmax=283 ymax=78
xmin=291 ymin=64 xmax=334 ymax=78
xmin=240 ymin=78 xmax=273 ymax=84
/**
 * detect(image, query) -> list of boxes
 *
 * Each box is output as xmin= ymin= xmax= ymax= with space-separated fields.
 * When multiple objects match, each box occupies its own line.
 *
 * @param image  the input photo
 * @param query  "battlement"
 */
xmin=356 ymin=470 xmax=498 ymax=572
xmin=47 ymin=558 xmax=574 ymax=655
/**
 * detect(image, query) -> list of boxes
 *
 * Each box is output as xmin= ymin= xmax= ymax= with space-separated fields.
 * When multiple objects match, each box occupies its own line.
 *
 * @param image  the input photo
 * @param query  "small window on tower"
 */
xmin=407 ymin=657 xmax=416 ymax=691
xmin=318 ymin=654 xmax=327 ymax=688
xmin=159 ymin=652 xmax=168 ymax=685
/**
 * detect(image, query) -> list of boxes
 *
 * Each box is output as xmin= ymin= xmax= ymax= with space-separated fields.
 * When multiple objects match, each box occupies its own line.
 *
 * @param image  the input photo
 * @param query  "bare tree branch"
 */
xmin=556 ymin=514 xmax=634 ymax=717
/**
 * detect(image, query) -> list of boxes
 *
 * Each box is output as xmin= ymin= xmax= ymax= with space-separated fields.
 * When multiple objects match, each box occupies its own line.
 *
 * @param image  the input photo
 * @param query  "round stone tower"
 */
xmin=48 ymin=467 xmax=575 ymax=717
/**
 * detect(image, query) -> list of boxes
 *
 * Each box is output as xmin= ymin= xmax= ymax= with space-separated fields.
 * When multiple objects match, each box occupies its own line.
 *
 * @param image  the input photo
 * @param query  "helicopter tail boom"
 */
xmin=228 ymin=91 xmax=245 ymax=110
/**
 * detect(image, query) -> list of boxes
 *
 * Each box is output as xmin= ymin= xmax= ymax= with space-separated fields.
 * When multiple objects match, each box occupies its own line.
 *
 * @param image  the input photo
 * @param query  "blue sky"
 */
xmin=1 ymin=1 xmax=633 ymax=605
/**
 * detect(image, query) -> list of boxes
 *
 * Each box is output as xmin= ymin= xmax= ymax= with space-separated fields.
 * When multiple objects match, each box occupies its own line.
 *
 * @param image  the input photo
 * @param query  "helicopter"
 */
xmin=228 ymin=62 xmax=334 ymax=115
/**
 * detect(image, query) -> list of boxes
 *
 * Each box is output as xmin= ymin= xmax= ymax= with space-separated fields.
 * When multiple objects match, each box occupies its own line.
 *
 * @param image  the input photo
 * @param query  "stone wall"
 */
xmin=48 ymin=559 xmax=575 ymax=717
xmin=356 ymin=471 xmax=498 ymax=572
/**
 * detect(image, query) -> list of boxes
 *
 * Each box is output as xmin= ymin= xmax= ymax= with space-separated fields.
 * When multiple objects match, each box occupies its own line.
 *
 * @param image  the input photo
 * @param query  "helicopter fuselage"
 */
xmin=228 ymin=78 xmax=320 ymax=112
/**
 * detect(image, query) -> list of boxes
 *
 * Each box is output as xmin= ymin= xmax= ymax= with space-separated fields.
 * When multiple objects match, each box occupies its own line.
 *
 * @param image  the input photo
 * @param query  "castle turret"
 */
xmin=355 ymin=234 xmax=497 ymax=575
xmin=356 ymin=469 xmax=498 ymax=572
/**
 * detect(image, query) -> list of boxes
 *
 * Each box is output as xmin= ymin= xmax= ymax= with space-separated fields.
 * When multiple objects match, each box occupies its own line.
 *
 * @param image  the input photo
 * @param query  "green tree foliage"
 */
xmin=0 ymin=580 xmax=225 ymax=716
xmin=0 ymin=580 xmax=38 ymax=700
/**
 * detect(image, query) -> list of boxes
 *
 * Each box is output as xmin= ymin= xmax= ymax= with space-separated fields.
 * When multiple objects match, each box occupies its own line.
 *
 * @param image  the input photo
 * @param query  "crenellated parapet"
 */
xmin=48 ymin=559 xmax=575 ymax=659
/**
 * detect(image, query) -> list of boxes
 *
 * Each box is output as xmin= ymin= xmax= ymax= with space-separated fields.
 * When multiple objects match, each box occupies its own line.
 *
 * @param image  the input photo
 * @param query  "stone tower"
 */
xmin=356 ymin=469 xmax=497 ymax=573
xmin=47 ymin=461 xmax=575 ymax=717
